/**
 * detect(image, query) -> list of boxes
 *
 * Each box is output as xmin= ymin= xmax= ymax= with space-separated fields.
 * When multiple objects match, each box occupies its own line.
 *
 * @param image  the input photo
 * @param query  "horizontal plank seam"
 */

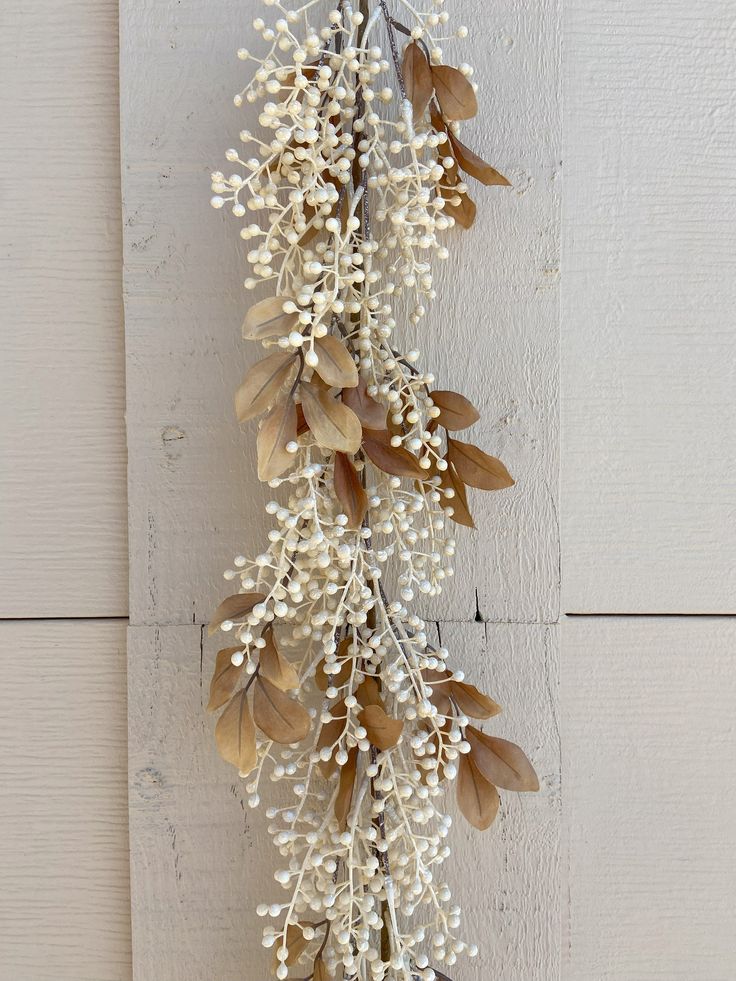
xmin=565 ymin=612 xmax=736 ymax=619
xmin=1 ymin=615 xmax=129 ymax=623
xmin=128 ymin=617 xmax=560 ymax=628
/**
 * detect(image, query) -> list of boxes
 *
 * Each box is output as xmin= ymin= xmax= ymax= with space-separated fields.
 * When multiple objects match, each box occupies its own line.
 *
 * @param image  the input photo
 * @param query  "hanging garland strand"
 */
xmin=208 ymin=3 xmax=539 ymax=980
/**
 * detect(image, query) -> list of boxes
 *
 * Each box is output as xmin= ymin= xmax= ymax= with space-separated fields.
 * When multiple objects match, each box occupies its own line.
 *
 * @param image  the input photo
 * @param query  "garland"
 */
xmin=208 ymin=3 xmax=538 ymax=979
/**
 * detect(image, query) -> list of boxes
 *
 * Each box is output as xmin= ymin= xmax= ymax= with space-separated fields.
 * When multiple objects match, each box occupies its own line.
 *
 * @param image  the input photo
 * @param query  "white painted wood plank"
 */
xmin=0 ymin=0 xmax=128 ymax=617
xmin=562 ymin=1 xmax=736 ymax=613
xmin=0 ymin=619 xmax=132 ymax=981
xmin=120 ymin=0 xmax=560 ymax=629
xmin=563 ymin=616 xmax=736 ymax=980
xmin=128 ymin=621 xmax=559 ymax=981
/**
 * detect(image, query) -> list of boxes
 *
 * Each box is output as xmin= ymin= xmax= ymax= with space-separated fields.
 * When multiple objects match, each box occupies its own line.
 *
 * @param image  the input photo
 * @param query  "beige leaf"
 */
xmin=334 ymin=746 xmax=358 ymax=831
xmin=457 ymin=753 xmax=500 ymax=830
xmin=313 ymin=335 xmax=359 ymax=388
xmin=355 ymin=676 xmax=384 ymax=709
xmin=315 ymin=637 xmax=353 ymax=692
xmin=430 ymin=390 xmax=480 ymax=431
xmin=358 ymin=703 xmax=404 ymax=751
xmin=317 ymin=698 xmax=347 ymax=778
xmin=449 ymin=132 xmax=511 ymax=187
xmin=334 ymin=452 xmax=368 ymax=528
xmin=313 ymin=957 xmax=335 ymax=981
xmin=362 ymin=429 xmax=425 ymax=479
xmin=466 ymin=726 xmax=539 ymax=792
xmin=207 ymin=647 xmax=245 ymax=712
xmin=450 ymin=680 xmax=502 ymax=720
xmin=257 ymin=397 xmax=297 ymax=481
xmin=431 ymin=65 xmax=478 ymax=120
xmin=209 ymin=592 xmax=266 ymax=636
xmin=442 ymin=185 xmax=477 ymax=229
xmin=447 ymin=439 xmax=514 ymax=490
xmin=215 ymin=690 xmax=257 ymax=775
xmin=259 ymin=629 xmax=300 ymax=692
xmin=439 ymin=462 xmax=475 ymax=529
xmin=242 ymin=295 xmax=298 ymax=341
xmin=253 ymin=675 xmax=311 ymax=744
xmin=402 ymin=41 xmax=434 ymax=119
xmin=342 ymin=378 xmax=387 ymax=430
xmin=235 ymin=352 xmax=296 ymax=422
xmin=300 ymin=382 xmax=362 ymax=453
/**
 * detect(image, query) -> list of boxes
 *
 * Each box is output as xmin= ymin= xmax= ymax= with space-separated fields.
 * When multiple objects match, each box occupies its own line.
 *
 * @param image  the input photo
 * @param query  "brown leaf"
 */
xmin=235 ymin=352 xmax=296 ymax=422
xmin=466 ymin=726 xmax=539 ymax=792
xmin=358 ymin=704 xmax=404 ymax=751
xmin=422 ymin=668 xmax=453 ymax=716
xmin=334 ymin=747 xmax=358 ymax=831
xmin=334 ymin=452 xmax=368 ymax=528
xmin=313 ymin=957 xmax=335 ymax=981
xmin=209 ymin=592 xmax=266 ymax=636
xmin=215 ymin=689 xmax=257 ymax=775
xmin=272 ymin=923 xmax=309 ymax=973
xmin=457 ymin=753 xmax=500 ymax=830
xmin=253 ymin=676 xmax=311 ymax=744
xmin=207 ymin=647 xmax=245 ymax=712
xmin=362 ymin=429 xmax=425 ymax=479
xmin=242 ymin=296 xmax=299 ymax=341
xmin=431 ymin=65 xmax=478 ymax=121
xmin=317 ymin=698 xmax=347 ymax=778
xmin=313 ymin=335 xmax=359 ymax=389
xmin=447 ymin=439 xmax=514 ymax=491
xmin=259 ymin=629 xmax=300 ymax=692
xmin=315 ymin=637 xmax=353 ymax=691
xmin=443 ymin=186 xmax=476 ymax=229
xmin=342 ymin=378 xmax=387 ymax=430
xmin=257 ymin=397 xmax=298 ymax=481
xmin=403 ymin=41 xmax=434 ymax=119
xmin=430 ymin=390 xmax=480 ymax=431
xmin=355 ymin=676 xmax=384 ymax=709
xmin=439 ymin=462 xmax=475 ymax=528
xmin=300 ymin=382 xmax=362 ymax=453
xmin=450 ymin=681 xmax=502 ymax=720
xmin=449 ymin=132 xmax=511 ymax=186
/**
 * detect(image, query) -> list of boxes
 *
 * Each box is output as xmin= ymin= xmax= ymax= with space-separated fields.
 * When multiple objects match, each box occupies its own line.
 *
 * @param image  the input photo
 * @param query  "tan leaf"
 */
xmin=466 ymin=726 xmax=539 ymax=792
xmin=450 ymin=681 xmax=502 ymax=720
xmin=362 ymin=429 xmax=425 ymax=479
xmin=215 ymin=689 xmax=257 ymax=775
xmin=209 ymin=592 xmax=266 ymax=636
xmin=457 ymin=753 xmax=500 ymax=830
xmin=422 ymin=668 xmax=453 ymax=716
xmin=259 ymin=629 xmax=300 ymax=692
xmin=430 ymin=390 xmax=480 ymax=431
xmin=317 ymin=698 xmax=347 ymax=778
xmin=272 ymin=923 xmax=309 ymax=973
xmin=242 ymin=296 xmax=298 ymax=340
xmin=402 ymin=41 xmax=434 ymax=119
xmin=358 ymin=703 xmax=404 ymax=751
xmin=257 ymin=397 xmax=297 ymax=481
xmin=313 ymin=335 xmax=359 ymax=389
xmin=235 ymin=352 xmax=296 ymax=422
xmin=300 ymin=382 xmax=362 ymax=453
xmin=439 ymin=462 xmax=475 ymax=529
xmin=207 ymin=647 xmax=245 ymax=712
xmin=443 ymin=186 xmax=477 ymax=229
xmin=334 ymin=452 xmax=368 ymax=528
xmin=431 ymin=65 xmax=478 ymax=120
xmin=447 ymin=439 xmax=514 ymax=490
xmin=342 ymin=378 xmax=387 ymax=430
xmin=334 ymin=747 xmax=358 ymax=831
xmin=449 ymin=133 xmax=511 ymax=187
xmin=355 ymin=676 xmax=384 ymax=709
xmin=253 ymin=676 xmax=311 ymax=744
xmin=313 ymin=957 xmax=335 ymax=981
xmin=315 ymin=637 xmax=353 ymax=691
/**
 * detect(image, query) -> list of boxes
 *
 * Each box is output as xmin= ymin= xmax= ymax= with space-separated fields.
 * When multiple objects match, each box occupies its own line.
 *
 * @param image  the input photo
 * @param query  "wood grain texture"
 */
xmin=0 ymin=619 xmax=132 ymax=981
xmin=120 ymin=0 xmax=560 ymax=629
xmin=0 ymin=0 xmax=128 ymax=617
xmin=128 ymin=621 xmax=559 ymax=981
xmin=562 ymin=0 xmax=736 ymax=613
xmin=563 ymin=616 xmax=736 ymax=980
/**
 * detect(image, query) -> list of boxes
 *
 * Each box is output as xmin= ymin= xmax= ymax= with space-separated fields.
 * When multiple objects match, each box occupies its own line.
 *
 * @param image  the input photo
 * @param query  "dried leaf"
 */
xmin=430 ymin=390 xmax=480 ymax=430
xmin=422 ymin=668 xmax=453 ymax=716
xmin=449 ymin=132 xmax=511 ymax=186
xmin=342 ymin=378 xmax=387 ymax=430
xmin=207 ymin=647 xmax=245 ymax=712
xmin=466 ymin=726 xmax=539 ymax=792
xmin=215 ymin=689 xmax=257 ymax=775
xmin=355 ymin=676 xmax=385 ymax=709
xmin=450 ymin=681 xmax=502 ymax=720
xmin=358 ymin=703 xmax=404 ymax=751
xmin=209 ymin=592 xmax=266 ymax=636
xmin=313 ymin=335 xmax=359 ymax=388
xmin=457 ymin=753 xmax=500 ymax=830
xmin=315 ymin=637 xmax=353 ymax=691
xmin=235 ymin=352 xmax=296 ymax=422
xmin=259 ymin=629 xmax=300 ymax=692
xmin=317 ymin=698 xmax=347 ymax=778
xmin=362 ymin=429 xmax=425 ymax=479
xmin=334 ymin=747 xmax=358 ymax=831
xmin=257 ymin=397 xmax=298 ymax=481
xmin=242 ymin=295 xmax=298 ymax=341
xmin=253 ymin=676 xmax=311 ymax=744
xmin=334 ymin=452 xmax=368 ymax=528
xmin=272 ymin=923 xmax=309 ymax=973
xmin=300 ymin=382 xmax=362 ymax=453
xmin=313 ymin=957 xmax=335 ymax=981
xmin=443 ymin=186 xmax=476 ymax=229
xmin=402 ymin=41 xmax=434 ymax=119
xmin=431 ymin=65 xmax=478 ymax=121
xmin=447 ymin=439 xmax=514 ymax=491
xmin=439 ymin=462 xmax=475 ymax=528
